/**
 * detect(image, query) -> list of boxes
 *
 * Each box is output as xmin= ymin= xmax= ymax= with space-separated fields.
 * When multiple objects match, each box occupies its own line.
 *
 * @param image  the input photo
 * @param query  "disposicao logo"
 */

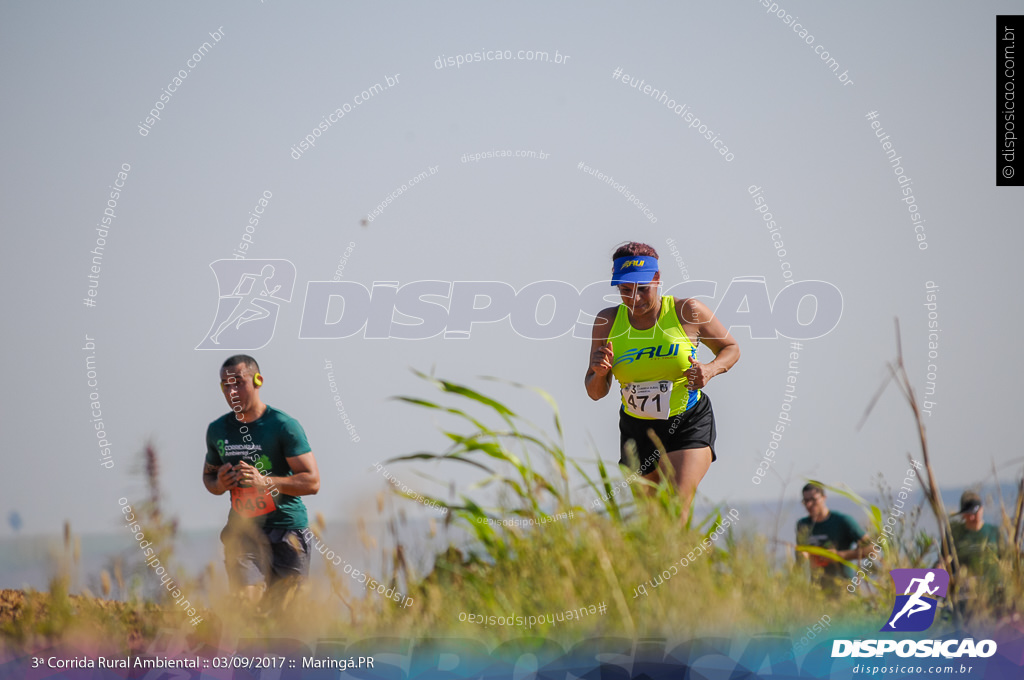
xmin=883 ymin=568 xmax=948 ymax=632
xmin=196 ymin=259 xmax=296 ymax=350
xmin=831 ymin=568 xmax=997 ymax=659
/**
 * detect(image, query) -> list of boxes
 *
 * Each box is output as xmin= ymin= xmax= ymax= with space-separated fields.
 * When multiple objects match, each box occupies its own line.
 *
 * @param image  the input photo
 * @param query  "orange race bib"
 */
xmin=230 ymin=486 xmax=276 ymax=518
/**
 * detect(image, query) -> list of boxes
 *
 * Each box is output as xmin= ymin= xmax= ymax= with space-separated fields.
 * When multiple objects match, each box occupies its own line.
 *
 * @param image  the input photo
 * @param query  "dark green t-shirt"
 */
xmin=796 ymin=511 xmax=865 ymax=579
xmin=951 ymin=522 xmax=1002 ymax=575
xmin=205 ymin=406 xmax=311 ymax=529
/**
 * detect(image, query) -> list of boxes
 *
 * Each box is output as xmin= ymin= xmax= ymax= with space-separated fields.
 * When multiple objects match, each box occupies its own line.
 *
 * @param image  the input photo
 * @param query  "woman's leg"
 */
xmin=642 ymin=447 xmax=713 ymax=525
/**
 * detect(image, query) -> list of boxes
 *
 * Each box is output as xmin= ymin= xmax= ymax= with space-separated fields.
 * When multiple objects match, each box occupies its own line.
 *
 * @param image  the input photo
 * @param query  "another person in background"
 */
xmin=202 ymin=355 xmax=320 ymax=606
xmin=950 ymin=491 xmax=1005 ymax=577
xmin=796 ymin=482 xmax=870 ymax=589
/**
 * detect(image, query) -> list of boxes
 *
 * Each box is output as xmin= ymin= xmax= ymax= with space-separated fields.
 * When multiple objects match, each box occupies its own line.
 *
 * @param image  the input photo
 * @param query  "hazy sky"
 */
xmin=2 ymin=0 xmax=1021 ymax=538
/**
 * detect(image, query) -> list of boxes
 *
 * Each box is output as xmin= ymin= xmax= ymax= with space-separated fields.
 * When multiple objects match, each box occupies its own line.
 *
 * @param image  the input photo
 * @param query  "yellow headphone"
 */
xmin=253 ymin=373 xmax=263 ymax=387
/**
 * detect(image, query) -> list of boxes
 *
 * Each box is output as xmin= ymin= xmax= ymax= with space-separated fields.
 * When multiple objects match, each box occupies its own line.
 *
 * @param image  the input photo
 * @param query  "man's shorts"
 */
xmin=618 ymin=391 xmax=717 ymax=473
xmin=220 ymin=517 xmax=311 ymax=589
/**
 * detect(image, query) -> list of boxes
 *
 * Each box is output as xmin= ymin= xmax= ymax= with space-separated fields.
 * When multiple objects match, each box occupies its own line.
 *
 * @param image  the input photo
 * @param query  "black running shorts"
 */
xmin=220 ymin=516 xmax=311 ymax=589
xmin=618 ymin=391 xmax=717 ymax=473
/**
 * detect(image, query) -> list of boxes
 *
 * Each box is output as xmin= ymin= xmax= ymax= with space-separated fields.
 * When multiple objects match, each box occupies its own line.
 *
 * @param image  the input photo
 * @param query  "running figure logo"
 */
xmin=196 ymin=260 xmax=296 ymax=350
xmin=882 ymin=568 xmax=949 ymax=632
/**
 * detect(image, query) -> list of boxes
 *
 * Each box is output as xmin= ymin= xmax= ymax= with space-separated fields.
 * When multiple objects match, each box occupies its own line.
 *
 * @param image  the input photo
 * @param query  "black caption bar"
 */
xmin=998 ymin=16 xmax=1021 ymax=186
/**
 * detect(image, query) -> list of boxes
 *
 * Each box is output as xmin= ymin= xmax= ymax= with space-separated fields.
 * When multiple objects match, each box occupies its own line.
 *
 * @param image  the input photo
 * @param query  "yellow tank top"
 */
xmin=609 ymin=296 xmax=700 ymax=418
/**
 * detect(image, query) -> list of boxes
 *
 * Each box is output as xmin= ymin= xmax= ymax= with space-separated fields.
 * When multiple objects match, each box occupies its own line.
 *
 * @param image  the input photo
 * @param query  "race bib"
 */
xmin=621 ymin=380 xmax=673 ymax=419
xmin=230 ymin=485 xmax=276 ymax=518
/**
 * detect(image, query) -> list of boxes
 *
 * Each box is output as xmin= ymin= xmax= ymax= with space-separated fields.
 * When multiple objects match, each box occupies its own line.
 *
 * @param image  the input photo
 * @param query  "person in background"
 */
xmin=202 ymin=355 xmax=320 ymax=606
xmin=950 ymin=491 xmax=1005 ymax=577
xmin=796 ymin=482 xmax=870 ymax=590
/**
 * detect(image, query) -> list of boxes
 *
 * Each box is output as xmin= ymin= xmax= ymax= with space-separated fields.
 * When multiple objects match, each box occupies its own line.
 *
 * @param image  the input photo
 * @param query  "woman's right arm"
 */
xmin=585 ymin=308 xmax=616 ymax=401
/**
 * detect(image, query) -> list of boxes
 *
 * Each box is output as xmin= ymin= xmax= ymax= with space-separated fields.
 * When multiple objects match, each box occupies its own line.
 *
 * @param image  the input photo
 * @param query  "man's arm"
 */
xmin=994 ymin=525 xmax=1008 ymax=559
xmin=203 ymin=462 xmax=238 ymax=495
xmin=238 ymin=452 xmax=320 ymax=496
xmin=836 ymin=533 xmax=871 ymax=561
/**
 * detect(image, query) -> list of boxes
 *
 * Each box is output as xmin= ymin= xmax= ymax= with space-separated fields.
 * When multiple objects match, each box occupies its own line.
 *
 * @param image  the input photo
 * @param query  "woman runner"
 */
xmin=585 ymin=242 xmax=740 ymax=523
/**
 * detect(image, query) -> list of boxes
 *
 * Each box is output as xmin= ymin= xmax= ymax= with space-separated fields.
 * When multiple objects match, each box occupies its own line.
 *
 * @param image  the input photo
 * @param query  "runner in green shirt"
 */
xmin=796 ymin=483 xmax=870 ymax=588
xmin=950 ymin=491 xmax=1004 ymax=577
xmin=202 ymin=355 xmax=321 ymax=604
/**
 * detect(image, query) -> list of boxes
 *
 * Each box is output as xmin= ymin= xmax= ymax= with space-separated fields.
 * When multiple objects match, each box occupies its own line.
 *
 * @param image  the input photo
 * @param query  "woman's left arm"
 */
xmin=676 ymin=297 xmax=740 ymax=389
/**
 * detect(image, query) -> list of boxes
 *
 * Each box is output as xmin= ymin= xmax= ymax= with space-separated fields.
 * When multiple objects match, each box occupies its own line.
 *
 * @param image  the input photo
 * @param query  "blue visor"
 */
xmin=611 ymin=256 xmax=659 ymax=286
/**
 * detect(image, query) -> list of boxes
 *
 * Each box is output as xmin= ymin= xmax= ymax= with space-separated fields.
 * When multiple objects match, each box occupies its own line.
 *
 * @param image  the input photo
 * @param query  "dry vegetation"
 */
xmin=3 ymin=341 xmax=1022 ymax=657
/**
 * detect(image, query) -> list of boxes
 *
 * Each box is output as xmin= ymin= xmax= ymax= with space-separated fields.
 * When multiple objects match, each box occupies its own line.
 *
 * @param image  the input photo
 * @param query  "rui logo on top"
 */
xmin=882 ymin=568 xmax=949 ymax=633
